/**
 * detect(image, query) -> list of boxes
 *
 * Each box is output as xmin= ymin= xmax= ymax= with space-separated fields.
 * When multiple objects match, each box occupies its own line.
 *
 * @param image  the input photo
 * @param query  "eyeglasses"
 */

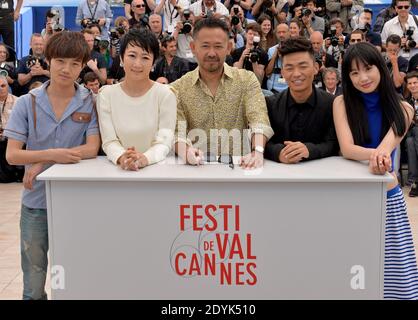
xmin=134 ymin=4 xmax=146 ymax=8
xmin=350 ymin=39 xmax=362 ymax=43
xmin=205 ymin=152 xmax=234 ymax=169
xmin=397 ymin=5 xmax=410 ymax=9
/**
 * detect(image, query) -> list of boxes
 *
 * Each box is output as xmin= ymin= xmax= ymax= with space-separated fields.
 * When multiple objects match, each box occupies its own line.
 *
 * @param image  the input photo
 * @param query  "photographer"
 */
xmin=265 ymin=23 xmax=290 ymax=93
xmin=229 ymin=4 xmax=254 ymax=41
xmin=150 ymin=35 xmax=190 ymax=83
xmin=404 ymin=71 xmax=418 ymax=196
xmin=154 ymin=0 xmax=190 ymax=33
xmin=252 ymin=0 xmax=280 ymax=22
xmin=124 ymin=0 xmax=156 ymax=20
xmin=0 ymin=76 xmax=22 ymax=183
xmin=17 ymin=34 xmax=50 ymax=95
xmin=0 ymin=0 xmax=23 ymax=49
xmin=41 ymin=10 xmax=55 ymax=41
xmin=224 ymin=0 xmax=253 ymax=15
xmin=189 ymin=0 xmax=230 ymax=18
xmin=325 ymin=18 xmax=345 ymax=62
xmin=76 ymin=0 xmax=113 ymax=40
xmin=357 ymin=8 xmax=382 ymax=51
xmin=79 ymin=29 xmax=107 ymax=85
xmin=381 ymin=0 xmax=418 ymax=60
xmin=129 ymin=0 xmax=151 ymax=29
xmin=326 ymin=0 xmax=364 ymax=33
xmin=384 ymin=34 xmax=408 ymax=91
xmin=311 ymin=31 xmax=338 ymax=87
xmin=173 ymin=9 xmax=198 ymax=68
xmin=298 ymin=0 xmax=325 ymax=39
xmin=0 ymin=43 xmax=17 ymax=89
xmin=232 ymin=22 xmax=269 ymax=85
xmin=109 ymin=17 xmax=129 ymax=58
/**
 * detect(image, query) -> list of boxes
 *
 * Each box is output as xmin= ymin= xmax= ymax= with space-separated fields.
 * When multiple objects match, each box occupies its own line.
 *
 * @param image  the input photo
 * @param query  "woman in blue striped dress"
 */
xmin=333 ymin=42 xmax=418 ymax=299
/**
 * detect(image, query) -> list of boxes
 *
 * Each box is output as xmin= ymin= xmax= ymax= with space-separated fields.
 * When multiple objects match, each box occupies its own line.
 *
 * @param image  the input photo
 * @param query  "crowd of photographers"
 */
xmin=0 ymin=0 xmax=418 ymax=195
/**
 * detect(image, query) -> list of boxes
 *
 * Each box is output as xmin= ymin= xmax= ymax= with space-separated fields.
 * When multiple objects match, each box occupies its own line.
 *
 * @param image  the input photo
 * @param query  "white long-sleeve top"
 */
xmin=97 ymin=82 xmax=177 ymax=166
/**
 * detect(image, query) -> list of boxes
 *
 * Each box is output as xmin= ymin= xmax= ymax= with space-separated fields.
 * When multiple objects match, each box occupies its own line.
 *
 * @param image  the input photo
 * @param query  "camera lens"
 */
xmin=231 ymin=16 xmax=240 ymax=26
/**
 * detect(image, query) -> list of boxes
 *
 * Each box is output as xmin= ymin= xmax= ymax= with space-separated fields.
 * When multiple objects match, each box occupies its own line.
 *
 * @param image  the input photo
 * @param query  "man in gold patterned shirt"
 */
xmin=171 ymin=17 xmax=273 ymax=169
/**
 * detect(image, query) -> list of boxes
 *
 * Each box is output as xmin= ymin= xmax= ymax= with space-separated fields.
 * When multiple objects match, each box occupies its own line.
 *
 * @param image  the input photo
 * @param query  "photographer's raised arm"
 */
xmin=18 ymin=72 xmax=32 ymax=86
xmin=251 ymin=0 xmax=264 ymax=17
xmin=252 ymin=61 xmax=265 ymax=84
xmin=154 ymin=0 xmax=165 ymax=14
xmin=266 ymin=47 xmax=279 ymax=77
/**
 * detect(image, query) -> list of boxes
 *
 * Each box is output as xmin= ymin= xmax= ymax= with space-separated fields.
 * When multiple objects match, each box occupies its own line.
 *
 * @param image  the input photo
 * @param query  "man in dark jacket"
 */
xmin=265 ymin=37 xmax=339 ymax=163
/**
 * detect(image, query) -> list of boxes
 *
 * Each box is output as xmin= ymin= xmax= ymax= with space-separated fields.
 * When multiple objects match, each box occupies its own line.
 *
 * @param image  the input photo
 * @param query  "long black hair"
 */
xmin=341 ymin=42 xmax=408 ymax=146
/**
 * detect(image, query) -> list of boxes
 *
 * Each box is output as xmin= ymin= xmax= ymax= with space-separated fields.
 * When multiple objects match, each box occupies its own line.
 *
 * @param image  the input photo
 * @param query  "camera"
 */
xmin=180 ymin=9 xmax=193 ymax=34
xmin=26 ymin=56 xmax=47 ymax=70
xmin=82 ymin=18 xmax=99 ymax=29
xmin=249 ymin=35 xmax=261 ymax=63
xmin=93 ymin=36 xmax=109 ymax=52
xmin=330 ymin=26 xmax=339 ymax=47
xmin=0 ymin=62 xmax=11 ymax=78
xmin=231 ymin=6 xmax=240 ymax=26
xmin=405 ymin=27 xmax=417 ymax=50
xmin=53 ymin=23 xmax=64 ymax=32
xmin=358 ymin=23 xmax=370 ymax=33
xmin=301 ymin=8 xmax=312 ymax=17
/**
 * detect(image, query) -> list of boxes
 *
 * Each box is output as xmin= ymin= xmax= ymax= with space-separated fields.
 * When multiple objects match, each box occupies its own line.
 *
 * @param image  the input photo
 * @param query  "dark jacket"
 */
xmin=265 ymin=87 xmax=340 ymax=162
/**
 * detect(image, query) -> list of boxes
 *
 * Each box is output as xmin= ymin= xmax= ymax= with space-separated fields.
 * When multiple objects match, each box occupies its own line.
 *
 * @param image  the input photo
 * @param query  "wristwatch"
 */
xmin=253 ymin=145 xmax=264 ymax=154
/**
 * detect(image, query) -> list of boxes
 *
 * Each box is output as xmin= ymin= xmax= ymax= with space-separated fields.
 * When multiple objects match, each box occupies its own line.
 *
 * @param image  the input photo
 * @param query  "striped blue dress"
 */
xmin=361 ymin=92 xmax=418 ymax=300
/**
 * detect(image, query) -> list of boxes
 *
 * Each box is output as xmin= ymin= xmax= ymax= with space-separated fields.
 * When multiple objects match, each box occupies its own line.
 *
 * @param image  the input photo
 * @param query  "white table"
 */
xmin=38 ymin=156 xmax=392 ymax=300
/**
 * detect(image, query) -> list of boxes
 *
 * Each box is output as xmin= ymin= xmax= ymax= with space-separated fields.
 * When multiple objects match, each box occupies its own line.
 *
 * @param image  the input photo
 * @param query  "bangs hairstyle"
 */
xmin=341 ymin=42 xmax=408 ymax=146
xmin=44 ymin=31 xmax=90 ymax=65
xmin=119 ymin=28 xmax=160 ymax=64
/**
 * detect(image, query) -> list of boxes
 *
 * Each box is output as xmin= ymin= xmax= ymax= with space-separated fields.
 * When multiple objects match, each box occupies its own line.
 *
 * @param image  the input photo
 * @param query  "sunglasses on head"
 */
xmin=135 ymin=4 xmax=146 ymax=8
xmin=397 ymin=5 xmax=410 ymax=9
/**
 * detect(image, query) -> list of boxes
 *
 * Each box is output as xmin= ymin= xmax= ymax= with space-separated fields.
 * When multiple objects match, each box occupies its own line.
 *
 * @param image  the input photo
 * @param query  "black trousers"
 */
xmin=0 ymin=15 xmax=14 ymax=49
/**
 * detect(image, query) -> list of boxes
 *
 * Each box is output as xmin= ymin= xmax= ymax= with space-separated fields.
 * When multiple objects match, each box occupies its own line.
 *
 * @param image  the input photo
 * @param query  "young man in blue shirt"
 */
xmin=4 ymin=31 xmax=101 ymax=300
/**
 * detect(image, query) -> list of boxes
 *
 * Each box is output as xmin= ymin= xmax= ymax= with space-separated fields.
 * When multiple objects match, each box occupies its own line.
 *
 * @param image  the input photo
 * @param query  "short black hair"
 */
xmin=363 ymin=8 xmax=373 ymax=17
xmin=387 ymin=34 xmax=402 ymax=46
xmin=119 ymin=28 xmax=160 ymax=63
xmin=192 ymin=17 xmax=229 ymax=39
xmin=278 ymin=37 xmax=315 ymax=60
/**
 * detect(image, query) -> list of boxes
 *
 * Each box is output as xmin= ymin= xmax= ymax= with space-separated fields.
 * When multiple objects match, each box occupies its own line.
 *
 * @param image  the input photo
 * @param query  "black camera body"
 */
xmin=82 ymin=18 xmax=99 ymax=29
xmin=301 ymin=8 xmax=312 ymax=17
xmin=93 ymin=37 xmax=110 ymax=52
xmin=26 ymin=56 xmax=48 ymax=70
xmin=180 ymin=9 xmax=193 ymax=34
xmin=330 ymin=27 xmax=339 ymax=47
xmin=0 ymin=62 xmax=12 ymax=78
xmin=405 ymin=27 xmax=417 ymax=50
xmin=231 ymin=7 xmax=240 ymax=26
xmin=249 ymin=39 xmax=261 ymax=63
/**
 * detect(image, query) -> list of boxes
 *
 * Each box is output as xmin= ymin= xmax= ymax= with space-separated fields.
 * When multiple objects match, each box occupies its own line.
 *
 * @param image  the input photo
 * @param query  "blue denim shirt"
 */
xmin=4 ymin=81 xmax=100 ymax=209
xmin=267 ymin=44 xmax=288 ymax=93
xmin=75 ymin=0 xmax=113 ymax=40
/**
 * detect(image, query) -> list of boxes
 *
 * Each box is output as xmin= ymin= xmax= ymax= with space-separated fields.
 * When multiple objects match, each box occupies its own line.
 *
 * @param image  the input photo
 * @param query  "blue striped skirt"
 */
xmin=384 ymin=185 xmax=418 ymax=300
